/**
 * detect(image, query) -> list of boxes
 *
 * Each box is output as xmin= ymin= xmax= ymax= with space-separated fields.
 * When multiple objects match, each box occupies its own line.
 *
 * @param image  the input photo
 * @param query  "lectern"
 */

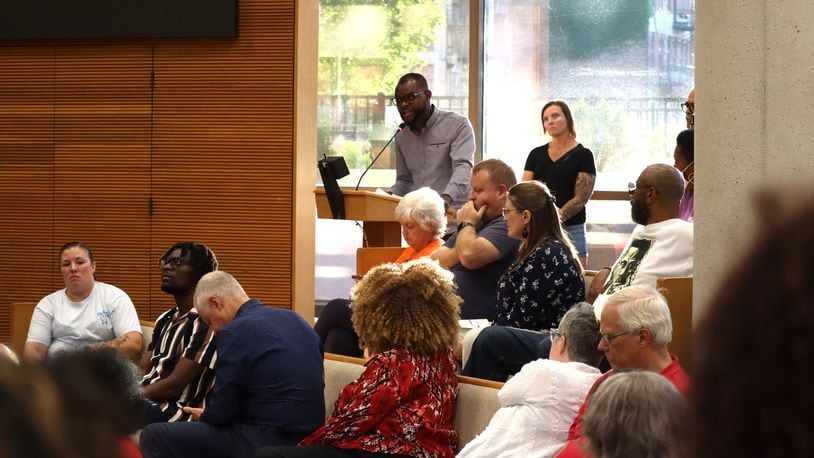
xmin=314 ymin=189 xmax=402 ymax=247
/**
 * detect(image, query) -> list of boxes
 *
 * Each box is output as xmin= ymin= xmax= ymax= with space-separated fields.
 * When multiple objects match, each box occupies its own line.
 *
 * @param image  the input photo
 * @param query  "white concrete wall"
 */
xmin=695 ymin=0 xmax=814 ymax=319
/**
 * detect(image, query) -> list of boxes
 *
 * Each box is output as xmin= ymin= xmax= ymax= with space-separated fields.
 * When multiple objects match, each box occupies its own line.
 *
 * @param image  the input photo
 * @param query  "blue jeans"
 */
xmin=565 ymin=223 xmax=587 ymax=258
xmin=142 ymin=400 xmax=170 ymax=426
xmin=313 ymin=298 xmax=362 ymax=357
xmin=461 ymin=326 xmax=549 ymax=382
xmin=461 ymin=326 xmax=610 ymax=382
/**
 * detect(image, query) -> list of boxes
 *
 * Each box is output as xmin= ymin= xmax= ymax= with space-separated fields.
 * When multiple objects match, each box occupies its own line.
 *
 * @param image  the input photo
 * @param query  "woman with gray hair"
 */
xmin=315 ymin=187 xmax=446 ymax=356
xmin=458 ymin=303 xmax=603 ymax=458
xmin=583 ymin=370 xmax=687 ymax=458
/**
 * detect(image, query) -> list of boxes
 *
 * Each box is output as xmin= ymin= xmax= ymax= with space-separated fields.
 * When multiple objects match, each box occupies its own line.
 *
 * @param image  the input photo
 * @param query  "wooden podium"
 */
xmin=314 ymin=189 xmax=402 ymax=247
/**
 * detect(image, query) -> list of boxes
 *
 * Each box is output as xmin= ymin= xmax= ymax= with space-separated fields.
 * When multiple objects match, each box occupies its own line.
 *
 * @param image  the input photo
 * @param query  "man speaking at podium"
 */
xmin=388 ymin=72 xmax=475 ymax=212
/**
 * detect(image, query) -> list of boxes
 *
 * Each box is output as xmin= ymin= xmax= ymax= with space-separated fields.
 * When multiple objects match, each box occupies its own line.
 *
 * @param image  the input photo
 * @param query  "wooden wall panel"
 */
xmin=53 ymin=44 xmax=152 ymax=322
xmin=0 ymin=170 xmax=54 ymax=344
xmin=149 ymin=0 xmax=295 ymax=314
xmin=0 ymin=47 xmax=55 ymax=344
xmin=0 ymin=0 xmax=297 ymax=342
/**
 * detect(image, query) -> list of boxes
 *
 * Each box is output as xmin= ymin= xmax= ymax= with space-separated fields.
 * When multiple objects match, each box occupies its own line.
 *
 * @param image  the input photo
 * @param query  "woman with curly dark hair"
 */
xmin=256 ymin=258 xmax=461 ymax=458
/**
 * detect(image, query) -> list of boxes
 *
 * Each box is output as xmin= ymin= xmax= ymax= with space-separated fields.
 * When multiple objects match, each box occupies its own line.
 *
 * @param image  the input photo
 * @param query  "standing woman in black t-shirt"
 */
xmin=522 ymin=100 xmax=596 ymax=266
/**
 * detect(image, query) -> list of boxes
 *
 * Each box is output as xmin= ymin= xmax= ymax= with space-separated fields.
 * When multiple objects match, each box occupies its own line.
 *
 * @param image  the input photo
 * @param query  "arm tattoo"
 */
xmin=559 ymin=173 xmax=596 ymax=221
xmin=111 ymin=333 xmax=130 ymax=349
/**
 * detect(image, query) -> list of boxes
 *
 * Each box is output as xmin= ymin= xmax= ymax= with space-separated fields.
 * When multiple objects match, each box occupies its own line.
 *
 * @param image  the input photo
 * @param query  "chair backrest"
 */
xmin=454 ymin=375 xmax=503 ymax=447
xmin=140 ymin=320 xmax=155 ymax=354
xmin=355 ymin=246 xmax=404 ymax=276
xmin=657 ymin=277 xmax=693 ymax=364
xmin=10 ymin=302 xmax=36 ymax=354
xmin=323 ymin=353 xmax=366 ymax=418
xmin=583 ymin=270 xmax=597 ymax=293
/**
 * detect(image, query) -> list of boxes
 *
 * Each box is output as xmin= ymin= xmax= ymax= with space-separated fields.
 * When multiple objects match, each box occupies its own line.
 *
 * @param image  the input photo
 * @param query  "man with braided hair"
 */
xmin=140 ymin=242 xmax=219 ymax=423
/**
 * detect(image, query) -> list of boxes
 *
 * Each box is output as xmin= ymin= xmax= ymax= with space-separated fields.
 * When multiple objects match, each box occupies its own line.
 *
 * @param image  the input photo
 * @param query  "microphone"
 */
xmin=355 ymin=123 xmax=405 ymax=191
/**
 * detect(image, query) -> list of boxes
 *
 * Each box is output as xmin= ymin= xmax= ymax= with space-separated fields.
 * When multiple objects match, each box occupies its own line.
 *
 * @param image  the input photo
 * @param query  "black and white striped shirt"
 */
xmin=141 ymin=306 xmax=217 ymax=421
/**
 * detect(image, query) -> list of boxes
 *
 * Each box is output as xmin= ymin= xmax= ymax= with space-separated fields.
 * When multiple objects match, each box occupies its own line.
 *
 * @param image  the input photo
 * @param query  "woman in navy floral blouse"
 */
xmin=496 ymin=181 xmax=585 ymax=330
xmin=255 ymin=259 xmax=461 ymax=458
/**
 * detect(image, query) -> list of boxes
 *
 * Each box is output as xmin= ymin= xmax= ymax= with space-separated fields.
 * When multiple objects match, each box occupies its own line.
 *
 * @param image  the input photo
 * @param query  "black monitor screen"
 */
xmin=0 ymin=0 xmax=238 ymax=40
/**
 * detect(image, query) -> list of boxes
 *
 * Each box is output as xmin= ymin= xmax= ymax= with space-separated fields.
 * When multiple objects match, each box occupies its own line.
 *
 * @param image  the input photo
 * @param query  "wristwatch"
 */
xmin=457 ymin=221 xmax=476 ymax=232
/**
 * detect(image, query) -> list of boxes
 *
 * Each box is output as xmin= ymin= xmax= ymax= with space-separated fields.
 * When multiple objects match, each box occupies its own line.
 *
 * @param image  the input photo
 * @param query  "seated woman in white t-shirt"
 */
xmin=23 ymin=241 xmax=142 ymax=362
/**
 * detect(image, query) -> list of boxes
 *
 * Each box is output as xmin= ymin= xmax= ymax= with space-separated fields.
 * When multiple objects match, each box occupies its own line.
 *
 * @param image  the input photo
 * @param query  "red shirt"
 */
xmin=117 ymin=437 xmax=142 ymax=458
xmin=556 ymin=355 xmax=690 ymax=458
xmin=302 ymin=348 xmax=459 ymax=457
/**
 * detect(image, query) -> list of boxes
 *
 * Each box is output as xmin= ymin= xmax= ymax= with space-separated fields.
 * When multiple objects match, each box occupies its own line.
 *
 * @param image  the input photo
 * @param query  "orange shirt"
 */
xmin=394 ymin=239 xmax=442 ymax=263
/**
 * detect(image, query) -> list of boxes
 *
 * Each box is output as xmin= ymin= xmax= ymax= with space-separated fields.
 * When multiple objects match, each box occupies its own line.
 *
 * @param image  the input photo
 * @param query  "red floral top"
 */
xmin=302 ymin=348 xmax=459 ymax=457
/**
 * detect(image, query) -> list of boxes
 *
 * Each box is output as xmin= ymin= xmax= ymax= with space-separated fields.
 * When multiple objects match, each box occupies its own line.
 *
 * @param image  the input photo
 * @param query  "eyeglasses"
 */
xmin=501 ymin=207 xmax=524 ymax=216
xmin=550 ymin=328 xmax=561 ymax=341
xmin=627 ymin=182 xmax=658 ymax=196
xmin=390 ymin=91 xmax=425 ymax=106
xmin=158 ymin=257 xmax=189 ymax=268
xmin=680 ymin=102 xmax=694 ymax=114
xmin=600 ymin=330 xmax=632 ymax=344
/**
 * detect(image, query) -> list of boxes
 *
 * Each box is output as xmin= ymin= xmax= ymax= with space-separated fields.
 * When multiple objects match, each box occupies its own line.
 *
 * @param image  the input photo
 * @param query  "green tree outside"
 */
xmin=319 ymin=0 xmax=445 ymax=163
xmin=319 ymin=0 xmax=445 ymax=95
xmin=549 ymin=0 xmax=653 ymax=60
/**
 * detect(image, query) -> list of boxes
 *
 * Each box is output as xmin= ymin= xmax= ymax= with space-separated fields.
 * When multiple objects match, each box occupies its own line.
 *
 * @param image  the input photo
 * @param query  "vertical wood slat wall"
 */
xmin=0 ymin=0 xmax=296 ymax=345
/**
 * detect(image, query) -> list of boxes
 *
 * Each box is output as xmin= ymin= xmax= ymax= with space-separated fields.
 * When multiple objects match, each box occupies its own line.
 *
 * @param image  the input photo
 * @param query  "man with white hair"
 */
xmin=556 ymin=286 xmax=689 ymax=458
xmin=140 ymin=271 xmax=325 ymax=458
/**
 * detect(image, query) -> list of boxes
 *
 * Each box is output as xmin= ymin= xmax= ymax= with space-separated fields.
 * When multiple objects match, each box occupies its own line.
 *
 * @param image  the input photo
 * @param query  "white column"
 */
xmin=695 ymin=0 xmax=814 ymax=319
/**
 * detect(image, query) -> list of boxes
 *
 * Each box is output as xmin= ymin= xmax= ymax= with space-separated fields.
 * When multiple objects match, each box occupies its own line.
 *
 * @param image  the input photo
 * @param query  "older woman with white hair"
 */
xmin=391 ymin=186 xmax=446 ymax=262
xmin=314 ymin=187 xmax=447 ymax=357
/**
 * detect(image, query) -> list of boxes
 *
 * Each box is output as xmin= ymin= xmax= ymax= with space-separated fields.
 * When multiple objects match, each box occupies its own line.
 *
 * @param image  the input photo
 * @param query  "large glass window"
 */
xmin=315 ymin=0 xmax=695 ymax=300
xmin=317 ymin=0 xmax=470 ymax=190
xmin=482 ymin=0 xmax=694 ymax=268
xmin=316 ymin=0 xmax=470 ymax=301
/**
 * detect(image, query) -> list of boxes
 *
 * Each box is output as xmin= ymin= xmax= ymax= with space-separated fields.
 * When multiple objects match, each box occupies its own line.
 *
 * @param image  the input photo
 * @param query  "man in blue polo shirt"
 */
xmin=431 ymin=159 xmax=520 ymax=320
